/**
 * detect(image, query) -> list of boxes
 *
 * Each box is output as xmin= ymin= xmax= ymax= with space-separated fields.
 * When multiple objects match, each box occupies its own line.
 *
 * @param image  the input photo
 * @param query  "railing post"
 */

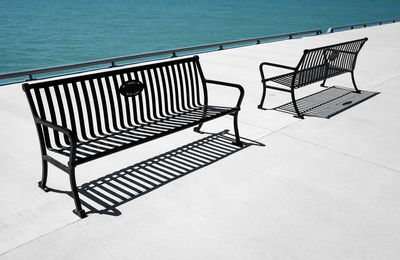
xmin=110 ymin=61 xmax=116 ymax=67
xmin=256 ymin=40 xmax=260 ymax=44
xmin=171 ymin=52 xmax=177 ymax=58
xmin=219 ymin=45 xmax=223 ymax=50
xmin=28 ymin=74 xmax=34 ymax=81
xmin=289 ymin=35 xmax=293 ymax=39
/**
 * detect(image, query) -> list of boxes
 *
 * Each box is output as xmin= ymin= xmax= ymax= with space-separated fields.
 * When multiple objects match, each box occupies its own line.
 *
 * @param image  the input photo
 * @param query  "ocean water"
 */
xmin=1 ymin=0 xmax=399 ymax=74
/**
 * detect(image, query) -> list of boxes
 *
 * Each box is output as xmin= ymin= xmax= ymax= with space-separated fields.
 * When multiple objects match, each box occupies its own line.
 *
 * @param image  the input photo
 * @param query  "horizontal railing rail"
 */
xmin=0 ymin=29 xmax=322 ymax=84
xmin=1 ymin=16 xmax=398 ymax=85
xmin=327 ymin=18 xmax=399 ymax=33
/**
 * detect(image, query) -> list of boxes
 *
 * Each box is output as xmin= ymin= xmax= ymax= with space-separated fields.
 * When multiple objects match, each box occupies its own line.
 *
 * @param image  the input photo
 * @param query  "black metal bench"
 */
xmin=22 ymin=56 xmax=244 ymax=218
xmin=258 ymin=38 xmax=368 ymax=118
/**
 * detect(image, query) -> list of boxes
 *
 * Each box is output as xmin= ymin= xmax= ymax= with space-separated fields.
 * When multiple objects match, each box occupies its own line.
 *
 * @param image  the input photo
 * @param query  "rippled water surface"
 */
xmin=1 ymin=0 xmax=399 ymax=73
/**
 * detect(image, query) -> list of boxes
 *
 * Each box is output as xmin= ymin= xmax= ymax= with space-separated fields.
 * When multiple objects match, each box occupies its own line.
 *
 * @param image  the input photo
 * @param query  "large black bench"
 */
xmin=258 ymin=38 xmax=368 ymax=118
xmin=23 ymin=56 xmax=244 ymax=218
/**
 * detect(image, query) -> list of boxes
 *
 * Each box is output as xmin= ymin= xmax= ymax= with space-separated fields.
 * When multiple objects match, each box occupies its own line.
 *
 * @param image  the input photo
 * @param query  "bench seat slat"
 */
xmin=266 ymin=65 xmax=350 ymax=88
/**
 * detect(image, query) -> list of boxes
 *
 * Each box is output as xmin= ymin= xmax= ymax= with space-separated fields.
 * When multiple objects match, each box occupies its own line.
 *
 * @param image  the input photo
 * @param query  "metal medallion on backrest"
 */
xmin=119 ymin=79 xmax=145 ymax=97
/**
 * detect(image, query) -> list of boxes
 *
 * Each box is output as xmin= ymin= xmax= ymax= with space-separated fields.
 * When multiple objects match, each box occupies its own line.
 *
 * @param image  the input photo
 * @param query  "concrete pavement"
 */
xmin=0 ymin=23 xmax=399 ymax=259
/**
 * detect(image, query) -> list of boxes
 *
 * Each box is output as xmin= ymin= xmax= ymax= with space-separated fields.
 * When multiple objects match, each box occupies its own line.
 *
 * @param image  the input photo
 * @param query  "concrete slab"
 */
xmin=0 ymin=23 xmax=399 ymax=259
xmin=279 ymin=78 xmax=400 ymax=172
xmin=2 ymin=127 xmax=400 ymax=260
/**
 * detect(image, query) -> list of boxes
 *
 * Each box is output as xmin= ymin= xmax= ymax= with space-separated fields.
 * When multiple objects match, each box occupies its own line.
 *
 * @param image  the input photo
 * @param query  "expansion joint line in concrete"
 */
xmin=368 ymin=74 xmax=400 ymax=91
xmin=277 ymin=131 xmax=400 ymax=175
xmin=0 ymin=219 xmax=81 ymax=257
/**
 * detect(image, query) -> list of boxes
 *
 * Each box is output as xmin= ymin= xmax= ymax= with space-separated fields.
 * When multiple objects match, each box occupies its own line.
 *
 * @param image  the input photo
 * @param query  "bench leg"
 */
xmin=193 ymin=123 xmax=204 ymax=134
xmin=69 ymin=167 xmax=87 ymax=219
xmin=351 ymin=72 xmax=361 ymax=94
xmin=257 ymin=86 xmax=267 ymax=110
xmin=232 ymin=112 xmax=243 ymax=147
xmin=38 ymin=158 xmax=50 ymax=192
xmin=194 ymin=106 xmax=209 ymax=133
xmin=291 ymin=89 xmax=304 ymax=119
xmin=320 ymin=77 xmax=327 ymax=87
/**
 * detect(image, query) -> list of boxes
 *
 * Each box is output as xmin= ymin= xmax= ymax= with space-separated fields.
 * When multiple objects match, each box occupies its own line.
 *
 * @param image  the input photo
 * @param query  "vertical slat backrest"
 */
xmin=24 ymin=56 xmax=205 ymax=149
xmin=323 ymin=39 xmax=366 ymax=72
xmin=296 ymin=48 xmax=326 ymax=87
xmin=296 ymin=38 xmax=367 ymax=87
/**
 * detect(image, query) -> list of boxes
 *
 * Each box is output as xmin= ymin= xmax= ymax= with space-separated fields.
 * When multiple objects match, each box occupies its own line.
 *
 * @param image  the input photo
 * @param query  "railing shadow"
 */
xmin=274 ymin=86 xmax=379 ymax=118
xmin=53 ymin=130 xmax=263 ymax=216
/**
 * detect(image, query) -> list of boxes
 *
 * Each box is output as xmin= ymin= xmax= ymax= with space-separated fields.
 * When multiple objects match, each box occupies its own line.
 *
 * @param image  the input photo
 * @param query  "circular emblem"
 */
xmin=328 ymin=50 xmax=339 ymax=61
xmin=120 ymin=80 xmax=145 ymax=97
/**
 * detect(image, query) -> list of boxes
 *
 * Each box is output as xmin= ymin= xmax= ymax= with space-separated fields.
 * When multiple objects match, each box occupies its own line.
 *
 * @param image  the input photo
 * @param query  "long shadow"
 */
xmin=52 ymin=130 xmax=263 ymax=216
xmin=275 ymin=86 xmax=379 ymax=118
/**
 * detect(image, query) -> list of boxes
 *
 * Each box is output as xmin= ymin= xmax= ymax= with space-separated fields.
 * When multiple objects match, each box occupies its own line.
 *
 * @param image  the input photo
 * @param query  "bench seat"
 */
xmin=50 ymin=105 xmax=236 ymax=164
xmin=267 ymin=65 xmax=350 ymax=88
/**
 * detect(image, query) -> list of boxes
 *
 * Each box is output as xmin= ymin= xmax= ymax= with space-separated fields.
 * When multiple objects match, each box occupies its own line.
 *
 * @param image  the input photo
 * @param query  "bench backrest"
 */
xmin=295 ymin=38 xmax=368 ymax=87
xmin=23 ymin=56 xmax=206 ymax=149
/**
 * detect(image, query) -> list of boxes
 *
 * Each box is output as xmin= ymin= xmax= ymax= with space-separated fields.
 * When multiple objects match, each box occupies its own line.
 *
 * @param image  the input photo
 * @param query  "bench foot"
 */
xmin=193 ymin=126 xmax=204 ymax=134
xmin=293 ymin=114 xmax=304 ymax=119
xmin=38 ymin=181 xmax=50 ymax=192
xmin=232 ymin=141 xmax=244 ymax=147
xmin=257 ymin=104 xmax=267 ymax=110
xmin=73 ymin=209 xmax=87 ymax=219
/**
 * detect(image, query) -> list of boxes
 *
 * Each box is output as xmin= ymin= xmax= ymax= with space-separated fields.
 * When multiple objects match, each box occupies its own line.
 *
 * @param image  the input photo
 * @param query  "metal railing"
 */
xmin=1 ymin=16 xmax=399 ymax=85
xmin=327 ymin=18 xmax=399 ymax=33
xmin=0 ymin=29 xmax=322 ymax=84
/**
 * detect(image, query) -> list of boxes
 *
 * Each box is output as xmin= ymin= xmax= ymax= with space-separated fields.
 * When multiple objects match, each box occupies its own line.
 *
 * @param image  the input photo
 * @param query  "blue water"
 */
xmin=1 ymin=0 xmax=399 ymax=74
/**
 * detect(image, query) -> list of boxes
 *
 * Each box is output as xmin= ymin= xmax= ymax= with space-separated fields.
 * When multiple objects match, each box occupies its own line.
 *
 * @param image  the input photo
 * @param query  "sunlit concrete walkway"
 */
xmin=0 ymin=23 xmax=399 ymax=259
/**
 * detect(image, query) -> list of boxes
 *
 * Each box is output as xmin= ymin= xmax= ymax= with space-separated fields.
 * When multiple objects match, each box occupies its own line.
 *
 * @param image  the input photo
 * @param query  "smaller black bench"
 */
xmin=23 ymin=56 xmax=244 ymax=218
xmin=258 ymin=38 xmax=368 ymax=118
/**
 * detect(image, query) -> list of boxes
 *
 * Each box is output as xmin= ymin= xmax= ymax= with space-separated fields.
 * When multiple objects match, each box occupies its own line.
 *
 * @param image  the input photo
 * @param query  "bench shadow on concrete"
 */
xmin=274 ymin=86 xmax=379 ymax=118
xmin=53 ymin=130 xmax=263 ymax=217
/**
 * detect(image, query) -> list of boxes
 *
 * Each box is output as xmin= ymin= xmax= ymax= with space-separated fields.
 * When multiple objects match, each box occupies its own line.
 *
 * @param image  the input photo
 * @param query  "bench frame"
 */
xmin=258 ymin=38 xmax=368 ymax=119
xmin=23 ymin=56 xmax=244 ymax=218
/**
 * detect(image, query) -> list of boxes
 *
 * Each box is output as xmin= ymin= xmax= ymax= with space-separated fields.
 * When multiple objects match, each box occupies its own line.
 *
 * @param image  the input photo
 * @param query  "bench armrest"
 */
xmin=35 ymin=117 xmax=76 ymax=141
xmin=259 ymin=62 xmax=296 ymax=83
xmin=260 ymin=62 xmax=296 ymax=70
xmin=34 ymin=118 xmax=78 ymax=162
xmin=205 ymin=79 xmax=245 ymax=109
